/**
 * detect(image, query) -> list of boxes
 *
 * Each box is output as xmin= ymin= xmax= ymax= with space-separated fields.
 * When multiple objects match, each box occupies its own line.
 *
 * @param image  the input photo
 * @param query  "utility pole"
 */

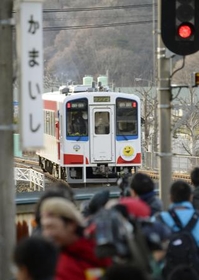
xmin=0 ymin=0 xmax=16 ymax=279
xmin=157 ymin=0 xmax=172 ymax=208
xmin=152 ymin=0 xmax=157 ymax=85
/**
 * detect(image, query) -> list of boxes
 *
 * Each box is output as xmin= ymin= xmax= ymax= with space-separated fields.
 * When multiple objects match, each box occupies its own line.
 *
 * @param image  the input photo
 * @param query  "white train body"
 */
xmin=37 ymin=89 xmax=141 ymax=184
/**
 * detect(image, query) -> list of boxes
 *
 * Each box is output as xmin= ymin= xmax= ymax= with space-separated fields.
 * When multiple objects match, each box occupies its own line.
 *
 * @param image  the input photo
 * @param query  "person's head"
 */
xmin=82 ymin=112 xmax=88 ymax=120
xmin=76 ymin=111 xmax=83 ymax=118
xmin=130 ymin=173 xmax=154 ymax=197
xmin=170 ymin=180 xmax=192 ymax=203
xmin=190 ymin=167 xmax=199 ymax=187
xmin=34 ymin=182 xmax=74 ymax=226
xmin=41 ymin=197 xmax=84 ymax=247
xmin=13 ymin=236 xmax=58 ymax=280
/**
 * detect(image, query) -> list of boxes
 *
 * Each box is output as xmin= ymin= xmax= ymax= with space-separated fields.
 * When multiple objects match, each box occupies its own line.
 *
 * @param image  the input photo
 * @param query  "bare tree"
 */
xmin=135 ymin=84 xmax=157 ymax=152
xmin=172 ymin=87 xmax=199 ymax=158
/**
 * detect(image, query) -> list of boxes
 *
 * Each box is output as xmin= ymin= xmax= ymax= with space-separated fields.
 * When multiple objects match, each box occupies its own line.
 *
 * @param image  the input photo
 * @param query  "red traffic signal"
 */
xmin=161 ymin=0 xmax=199 ymax=55
xmin=177 ymin=24 xmax=194 ymax=39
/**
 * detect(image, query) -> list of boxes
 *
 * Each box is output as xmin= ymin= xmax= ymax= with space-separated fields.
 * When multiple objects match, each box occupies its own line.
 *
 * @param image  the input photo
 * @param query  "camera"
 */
xmin=84 ymin=204 xmax=168 ymax=271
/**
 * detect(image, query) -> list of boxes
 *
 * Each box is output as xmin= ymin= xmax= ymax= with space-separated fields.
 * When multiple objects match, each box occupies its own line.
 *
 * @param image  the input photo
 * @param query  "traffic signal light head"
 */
xmin=161 ymin=0 xmax=199 ymax=55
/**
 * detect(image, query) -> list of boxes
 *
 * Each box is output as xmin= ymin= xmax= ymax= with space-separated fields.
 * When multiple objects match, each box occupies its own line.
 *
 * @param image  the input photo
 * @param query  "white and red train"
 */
xmin=37 ymin=86 xmax=141 ymax=184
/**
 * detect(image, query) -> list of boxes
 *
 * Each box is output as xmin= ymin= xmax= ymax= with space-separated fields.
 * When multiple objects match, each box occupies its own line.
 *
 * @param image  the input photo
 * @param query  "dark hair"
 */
xmin=13 ymin=236 xmax=58 ymax=280
xmin=130 ymin=173 xmax=154 ymax=195
xmin=170 ymin=180 xmax=192 ymax=203
xmin=59 ymin=217 xmax=83 ymax=237
xmin=35 ymin=182 xmax=74 ymax=226
xmin=190 ymin=167 xmax=199 ymax=187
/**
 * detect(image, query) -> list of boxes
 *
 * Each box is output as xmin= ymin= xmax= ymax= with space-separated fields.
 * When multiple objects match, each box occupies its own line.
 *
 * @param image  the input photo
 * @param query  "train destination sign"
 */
xmin=94 ymin=96 xmax=111 ymax=102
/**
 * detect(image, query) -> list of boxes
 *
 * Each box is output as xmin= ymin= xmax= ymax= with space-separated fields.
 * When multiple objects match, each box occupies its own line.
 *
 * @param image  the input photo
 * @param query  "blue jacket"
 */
xmin=153 ymin=201 xmax=199 ymax=246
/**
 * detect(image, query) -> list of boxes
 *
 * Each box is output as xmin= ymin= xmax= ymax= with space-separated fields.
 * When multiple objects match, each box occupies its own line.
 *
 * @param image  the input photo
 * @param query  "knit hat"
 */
xmin=41 ymin=197 xmax=85 ymax=227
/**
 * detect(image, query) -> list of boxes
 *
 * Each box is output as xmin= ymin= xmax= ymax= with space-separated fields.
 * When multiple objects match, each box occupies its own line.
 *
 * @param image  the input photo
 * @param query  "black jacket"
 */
xmin=193 ymin=186 xmax=199 ymax=210
xmin=140 ymin=191 xmax=163 ymax=216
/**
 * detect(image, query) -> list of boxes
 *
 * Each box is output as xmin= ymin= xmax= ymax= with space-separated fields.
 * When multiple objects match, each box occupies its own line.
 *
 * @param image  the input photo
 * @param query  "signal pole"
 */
xmin=157 ymin=0 xmax=172 ymax=208
xmin=0 ymin=0 xmax=16 ymax=279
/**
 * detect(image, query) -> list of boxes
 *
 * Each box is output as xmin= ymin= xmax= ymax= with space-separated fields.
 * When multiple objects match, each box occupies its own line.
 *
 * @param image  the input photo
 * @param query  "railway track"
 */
xmin=142 ymin=169 xmax=191 ymax=183
xmin=15 ymin=157 xmax=39 ymax=168
xmin=15 ymin=157 xmax=191 ymax=189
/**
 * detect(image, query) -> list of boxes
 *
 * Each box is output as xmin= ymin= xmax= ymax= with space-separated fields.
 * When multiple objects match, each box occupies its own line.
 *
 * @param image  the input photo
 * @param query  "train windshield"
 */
xmin=95 ymin=112 xmax=110 ymax=135
xmin=66 ymin=98 xmax=88 ymax=137
xmin=116 ymin=98 xmax=138 ymax=136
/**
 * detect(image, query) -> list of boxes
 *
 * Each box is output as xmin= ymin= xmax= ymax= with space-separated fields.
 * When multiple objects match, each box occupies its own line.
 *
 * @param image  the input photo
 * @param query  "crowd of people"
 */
xmin=12 ymin=167 xmax=199 ymax=280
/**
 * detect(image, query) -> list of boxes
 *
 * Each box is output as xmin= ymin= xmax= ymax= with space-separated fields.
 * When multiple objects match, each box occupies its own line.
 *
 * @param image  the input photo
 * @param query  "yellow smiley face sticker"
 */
xmin=123 ymin=146 xmax=134 ymax=157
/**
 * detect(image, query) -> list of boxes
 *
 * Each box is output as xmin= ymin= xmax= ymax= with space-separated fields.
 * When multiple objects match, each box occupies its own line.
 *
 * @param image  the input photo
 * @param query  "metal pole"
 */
xmin=0 ymin=0 xmax=16 ymax=279
xmin=153 ymin=98 xmax=158 ymax=166
xmin=157 ymin=0 xmax=172 ymax=208
xmin=152 ymin=0 xmax=158 ymax=166
xmin=152 ymin=0 xmax=156 ymax=85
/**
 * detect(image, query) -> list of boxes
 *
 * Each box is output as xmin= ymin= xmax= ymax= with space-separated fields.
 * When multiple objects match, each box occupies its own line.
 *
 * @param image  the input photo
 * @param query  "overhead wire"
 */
xmin=43 ymin=14 xmax=152 ymax=20
xmin=29 ymin=3 xmax=155 ymax=32
xmin=44 ymin=20 xmax=155 ymax=31
xmin=43 ymin=4 xmax=154 ymax=13
xmin=170 ymin=56 xmax=185 ymax=79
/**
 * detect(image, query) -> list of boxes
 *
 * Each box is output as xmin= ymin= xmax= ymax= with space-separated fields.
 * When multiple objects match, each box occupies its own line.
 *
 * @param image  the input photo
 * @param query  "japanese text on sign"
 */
xmin=16 ymin=1 xmax=44 ymax=149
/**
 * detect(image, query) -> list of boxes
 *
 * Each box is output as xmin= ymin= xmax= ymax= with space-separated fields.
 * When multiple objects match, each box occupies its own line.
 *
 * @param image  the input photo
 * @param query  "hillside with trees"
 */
xmin=43 ymin=0 xmax=154 ymax=87
xmin=42 ymin=0 xmax=199 ymax=88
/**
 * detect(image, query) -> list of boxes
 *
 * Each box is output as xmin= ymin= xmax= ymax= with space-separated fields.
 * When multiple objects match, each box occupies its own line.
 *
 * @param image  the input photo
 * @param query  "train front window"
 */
xmin=95 ymin=112 xmax=110 ymax=134
xmin=66 ymin=98 xmax=88 ymax=137
xmin=116 ymin=98 xmax=138 ymax=136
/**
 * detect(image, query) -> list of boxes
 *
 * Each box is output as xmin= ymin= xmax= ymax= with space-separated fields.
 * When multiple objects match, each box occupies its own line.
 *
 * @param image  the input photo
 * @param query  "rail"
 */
xmin=141 ymin=170 xmax=191 ymax=183
xmin=14 ymin=157 xmax=192 ymax=196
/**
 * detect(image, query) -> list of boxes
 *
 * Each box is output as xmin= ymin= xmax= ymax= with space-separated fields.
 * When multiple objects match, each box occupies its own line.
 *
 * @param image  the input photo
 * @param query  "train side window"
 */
xmin=44 ymin=111 xmax=47 ymax=133
xmin=51 ymin=111 xmax=55 ymax=136
xmin=44 ymin=110 xmax=50 ymax=135
xmin=116 ymin=98 xmax=138 ymax=136
xmin=66 ymin=98 xmax=88 ymax=137
xmin=71 ymin=111 xmax=87 ymax=135
xmin=67 ymin=111 xmax=88 ymax=136
xmin=95 ymin=112 xmax=110 ymax=134
xmin=44 ymin=110 xmax=55 ymax=136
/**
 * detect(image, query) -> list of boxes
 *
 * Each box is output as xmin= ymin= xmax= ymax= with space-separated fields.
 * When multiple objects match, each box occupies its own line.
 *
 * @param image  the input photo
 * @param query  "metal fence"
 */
xmin=143 ymin=152 xmax=199 ymax=174
xmin=15 ymin=168 xmax=45 ymax=191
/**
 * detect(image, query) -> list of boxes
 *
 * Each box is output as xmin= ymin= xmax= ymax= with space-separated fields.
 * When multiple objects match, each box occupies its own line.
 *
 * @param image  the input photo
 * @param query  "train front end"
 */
xmin=62 ymin=91 xmax=141 ymax=184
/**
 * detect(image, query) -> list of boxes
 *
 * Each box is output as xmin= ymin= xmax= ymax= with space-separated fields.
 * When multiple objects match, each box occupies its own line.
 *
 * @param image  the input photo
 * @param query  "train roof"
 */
xmin=42 ymin=91 xmax=66 ymax=102
xmin=42 ymin=90 xmax=140 ymax=102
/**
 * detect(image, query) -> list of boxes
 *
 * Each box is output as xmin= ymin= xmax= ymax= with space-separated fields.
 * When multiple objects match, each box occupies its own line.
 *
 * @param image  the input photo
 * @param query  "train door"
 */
xmin=55 ymin=119 xmax=60 ymax=160
xmin=90 ymin=107 xmax=115 ymax=163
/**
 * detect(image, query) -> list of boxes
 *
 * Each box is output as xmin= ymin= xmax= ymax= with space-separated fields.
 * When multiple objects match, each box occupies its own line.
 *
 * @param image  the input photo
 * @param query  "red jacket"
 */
xmin=55 ymin=237 xmax=111 ymax=280
xmin=119 ymin=197 xmax=151 ymax=218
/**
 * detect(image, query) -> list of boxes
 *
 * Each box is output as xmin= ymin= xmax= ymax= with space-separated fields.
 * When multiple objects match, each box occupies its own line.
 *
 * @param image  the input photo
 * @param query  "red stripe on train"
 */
xmin=44 ymin=100 xmax=57 ymax=111
xmin=64 ymin=154 xmax=89 ymax=164
xmin=117 ymin=153 xmax=141 ymax=164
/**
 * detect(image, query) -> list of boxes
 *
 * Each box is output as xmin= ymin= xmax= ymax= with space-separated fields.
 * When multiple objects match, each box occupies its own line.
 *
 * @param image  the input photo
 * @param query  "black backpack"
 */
xmin=162 ymin=209 xmax=199 ymax=280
